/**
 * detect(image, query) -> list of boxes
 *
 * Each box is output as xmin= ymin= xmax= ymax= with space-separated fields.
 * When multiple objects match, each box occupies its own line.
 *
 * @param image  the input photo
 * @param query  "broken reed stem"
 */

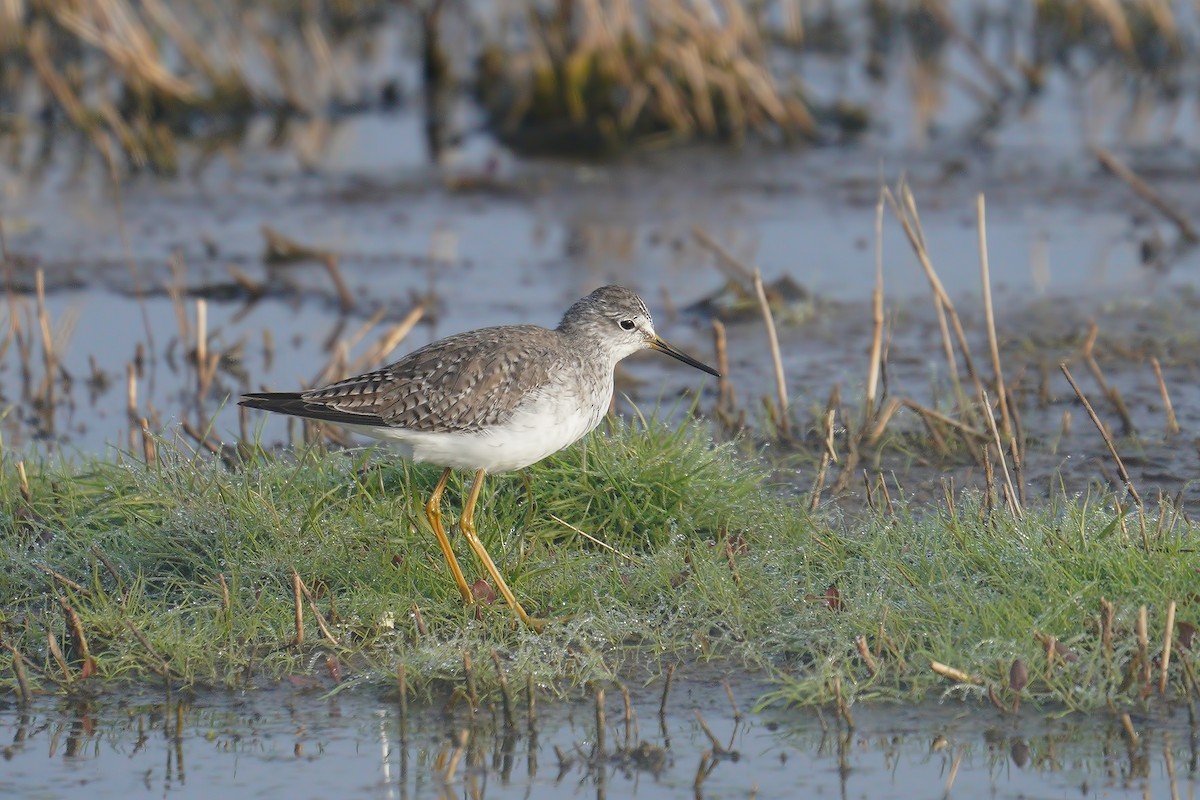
xmin=660 ymin=663 xmax=675 ymax=717
xmin=1150 ymin=357 xmax=1180 ymax=435
xmin=693 ymin=709 xmax=728 ymax=754
xmin=712 ymin=318 xmax=735 ymax=416
xmin=856 ymin=635 xmax=879 ymax=677
xmin=977 ymin=194 xmax=1012 ymax=441
xmin=1059 ymin=363 xmax=1142 ymax=507
xmin=4 ymin=642 xmax=32 ymax=705
xmin=1121 ymin=713 xmax=1140 ymax=748
xmin=126 ymin=362 xmax=138 ymax=420
xmin=140 ymin=417 xmax=156 ymax=466
xmin=398 ymin=663 xmax=408 ymax=729
xmin=526 ymin=673 xmax=537 ymax=735
xmin=752 ymin=268 xmax=790 ymax=438
xmin=1093 ymin=146 xmax=1200 ymax=243
xmin=1162 ymin=600 xmax=1177 ymax=694
xmin=722 ymin=679 xmax=742 ymax=723
xmin=594 ymin=687 xmax=606 ymax=757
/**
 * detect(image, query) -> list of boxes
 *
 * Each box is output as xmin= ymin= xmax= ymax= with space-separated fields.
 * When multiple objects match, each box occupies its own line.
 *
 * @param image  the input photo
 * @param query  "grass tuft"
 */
xmin=1 ymin=417 xmax=1198 ymax=712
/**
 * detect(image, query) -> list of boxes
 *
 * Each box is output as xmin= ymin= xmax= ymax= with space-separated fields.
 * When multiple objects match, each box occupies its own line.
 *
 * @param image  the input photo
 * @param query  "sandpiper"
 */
xmin=240 ymin=285 xmax=719 ymax=630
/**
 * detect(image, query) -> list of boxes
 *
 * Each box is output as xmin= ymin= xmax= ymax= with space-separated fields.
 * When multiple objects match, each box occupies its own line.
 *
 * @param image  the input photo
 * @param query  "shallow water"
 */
xmin=2 ymin=678 xmax=1195 ymax=799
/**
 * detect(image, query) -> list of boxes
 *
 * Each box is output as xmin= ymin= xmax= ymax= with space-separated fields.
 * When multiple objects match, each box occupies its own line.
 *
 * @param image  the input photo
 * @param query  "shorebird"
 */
xmin=240 ymin=285 xmax=719 ymax=630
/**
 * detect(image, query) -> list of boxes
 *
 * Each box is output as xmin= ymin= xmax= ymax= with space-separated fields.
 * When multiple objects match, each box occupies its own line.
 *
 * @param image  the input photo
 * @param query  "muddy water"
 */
xmin=2 ymin=676 xmax=1195 ymax=799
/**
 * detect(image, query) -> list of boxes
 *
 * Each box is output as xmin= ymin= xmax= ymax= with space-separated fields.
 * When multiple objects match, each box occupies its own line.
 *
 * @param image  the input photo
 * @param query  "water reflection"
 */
xmin=2 ymin=684 xmax=1198 ymax=799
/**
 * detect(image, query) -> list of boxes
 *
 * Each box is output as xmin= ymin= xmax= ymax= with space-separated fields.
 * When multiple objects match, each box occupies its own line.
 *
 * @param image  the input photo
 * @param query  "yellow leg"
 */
xmin=460 ymin=469 xmax=547 ymax=632
xmin=424 ymin=467 xmax=474 ymax=605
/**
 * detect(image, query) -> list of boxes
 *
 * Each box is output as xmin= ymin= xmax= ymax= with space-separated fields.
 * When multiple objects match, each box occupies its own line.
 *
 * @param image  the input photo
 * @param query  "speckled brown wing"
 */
xmin=297 ymin=325 xmax=561 ymax=434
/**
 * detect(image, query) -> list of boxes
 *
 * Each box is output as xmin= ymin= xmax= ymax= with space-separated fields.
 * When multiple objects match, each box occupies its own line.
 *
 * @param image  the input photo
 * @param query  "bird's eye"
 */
xmin=619 ymin=319 xmax=636 ymax=331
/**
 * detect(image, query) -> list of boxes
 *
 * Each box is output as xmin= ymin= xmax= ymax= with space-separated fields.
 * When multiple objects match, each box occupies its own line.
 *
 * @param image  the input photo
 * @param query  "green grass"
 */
xmin=1 ymin=416 xmax=1196 ymax=712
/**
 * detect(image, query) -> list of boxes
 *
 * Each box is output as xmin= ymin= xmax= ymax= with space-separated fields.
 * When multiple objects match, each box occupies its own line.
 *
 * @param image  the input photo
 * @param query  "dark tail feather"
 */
xmin=239 ymin=392 xmax=384 ymax=427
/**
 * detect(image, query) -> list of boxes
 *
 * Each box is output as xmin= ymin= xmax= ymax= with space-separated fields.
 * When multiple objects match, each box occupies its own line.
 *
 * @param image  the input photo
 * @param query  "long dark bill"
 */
xmin=649 ymin=336 xmax=720 ymax=377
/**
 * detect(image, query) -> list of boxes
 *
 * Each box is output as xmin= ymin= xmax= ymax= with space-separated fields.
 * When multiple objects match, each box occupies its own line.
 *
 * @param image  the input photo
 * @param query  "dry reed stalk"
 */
xmin=712 ymin=319 xmax=734 ymax=415
xmin=659 ymin=663 xmax=675 ymax=717
xmin=977 ymin=195 xmax=1012 ymax=440
xmin=218 ymin=573 xmax=230 ymax=614
xmin=442 ymin=729 xmax=469 ymax=782
xmin=97 ymin=136 xmax=156 ymax=354
xmin=321 ymin=255 xmax=355 ymax=313
xmin=1150 ymin=357 xmax=1180 ymax=435
xmin=886 ymin=185 xmax=985 ymax=410
xmin=4 ymin=642 xmax=32 ymax=705
xmin=1009 ymin=437 xmax=1028 ymax=509
xmin=1093 ymin=146 xmax=1198 ymax=242
xmin=410 ymin=603 xmax=427 ymax=637
xmin=58 ymin=596 xmax=96 ymax=677
xmin=902 ymin=400 xmax=988 ymax=442
xmin=140 ymin=417 xmax=156 ymax=465
xmin=526 ymin=673 xmax=537 ymax=735
xmin=180 ymin=420 xmax=221 ymax=456
xmin=346 ymin=305 xmax=425 ymax=375
xmin=982 ymin=391 xmax=1022 ymax=519
xmin=752 ymin=268 xmax=789 ymax=437
xmin=866 ymin=398 xmax=901 ymax=446
xmin=1120 ymin=712 xmax=1139 ymax=747
xmin=16 ymin=460 xmax=30 ymax=502
xmin=930 ymin=660 xmax=983 ymax=685
xmin=691 ymin=225 xmax=756 ymax=292
xmin=550 ymin=514 xmax=640 ymax=563
xmin=982 ymin=443 xmax=995 ymax=520
xmin=621 ymin=681 xmax=635 ymax=748
xmin=1137 ymin=605 xmax=1150 ymax=689
xmin=1081 ymin=323 xmax=1134 ymax=434
xmin=1059 ymin=363 xmax=1142 ymax=506
xmin=922 ymin=0 xmax=1012 ymax=94
xmin=594 ymin=687 xmax=606 ymax=756
xmin=491 ymin=649 xmax=516 ymax=729
xmin=56 ymin=0 xmax=197 ymax=100
xmin=693 ymin=709 xmax=729 ymax=755
xmin=864 ymin=193 xmax=886 ymax=431
xmin=290 ymin=570 xmax=304 ymax=647
xmin=296 ymin=574 xmax=338 ymax=646
xmin=342 ymin=306 xmax=389 ymax=353
xmin=721 ymin=679 xmax=741 ymax=723
xmin=33 ymin=269 xmax=54 ymax=386
xmin=37 ymin=564 xmax=90 ymax=597
xmin=27 ymin=23 xmax=90 ymax=126
xmin=856 ymin=635 xmax=879 ymax=677
xmin=460 ymin=652 xmax=475 ymax=710
xmin=1161 ymin=600 xmax=1177 ymax=694
xmin=46 ymin=631 xmax=71 ymax=682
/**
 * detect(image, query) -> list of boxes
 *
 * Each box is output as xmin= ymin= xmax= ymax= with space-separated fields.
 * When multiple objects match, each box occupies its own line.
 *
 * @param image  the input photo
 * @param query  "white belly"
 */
xmin=351 ymin=382 xmax=610 ymax=473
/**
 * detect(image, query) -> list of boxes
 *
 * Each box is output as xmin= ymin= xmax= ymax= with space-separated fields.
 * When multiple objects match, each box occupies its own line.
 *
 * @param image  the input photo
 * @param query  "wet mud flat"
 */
xmin=2 ymin=672 xmax=1196 ymax=800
